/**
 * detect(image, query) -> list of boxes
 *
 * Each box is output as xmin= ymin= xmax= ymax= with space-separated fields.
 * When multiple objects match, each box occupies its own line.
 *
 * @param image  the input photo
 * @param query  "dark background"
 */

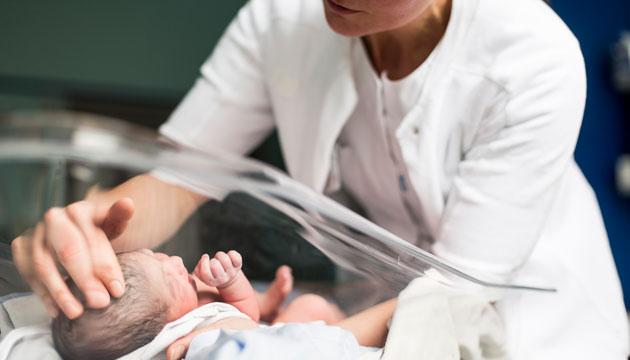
xmin=0 ymin=0 xmax=628 ymax=307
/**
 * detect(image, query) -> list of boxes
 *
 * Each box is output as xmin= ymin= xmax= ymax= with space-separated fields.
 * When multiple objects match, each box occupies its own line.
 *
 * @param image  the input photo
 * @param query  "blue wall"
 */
xmin=553 ymin=1 xmax=630 ymax=308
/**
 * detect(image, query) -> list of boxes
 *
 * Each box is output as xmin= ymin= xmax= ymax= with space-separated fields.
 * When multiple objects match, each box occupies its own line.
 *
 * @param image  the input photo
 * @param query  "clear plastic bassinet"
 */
xmin=0 ymin=111 xmax=553 ymax=317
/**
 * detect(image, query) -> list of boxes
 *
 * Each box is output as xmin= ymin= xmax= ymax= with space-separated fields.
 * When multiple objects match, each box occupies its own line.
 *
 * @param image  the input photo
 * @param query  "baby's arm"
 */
xmin=194 ymin=251 xmax=260 ymax=321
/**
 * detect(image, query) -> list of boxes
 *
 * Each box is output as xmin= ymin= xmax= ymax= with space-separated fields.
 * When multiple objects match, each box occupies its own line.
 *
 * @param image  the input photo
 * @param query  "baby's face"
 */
xmin=132 ymin=249 xmax=199 ymax=321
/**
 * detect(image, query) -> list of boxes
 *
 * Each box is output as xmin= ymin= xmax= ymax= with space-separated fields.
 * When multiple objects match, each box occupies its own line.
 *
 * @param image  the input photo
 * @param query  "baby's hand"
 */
xmin=194 ymin=251 xmax=243 ymax=289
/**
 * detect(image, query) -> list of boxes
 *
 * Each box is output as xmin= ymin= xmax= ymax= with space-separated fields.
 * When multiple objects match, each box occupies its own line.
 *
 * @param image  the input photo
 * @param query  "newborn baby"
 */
xmin=52 ymin=249 xmax=342 ymax=360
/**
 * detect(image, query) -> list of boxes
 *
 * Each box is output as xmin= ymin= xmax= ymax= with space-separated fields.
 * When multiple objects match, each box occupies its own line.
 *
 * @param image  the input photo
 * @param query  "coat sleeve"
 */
xmin=159 ymin=0 xmax=274 ymax=156
xmin=432 ymin=33 xmax=587 ymax=284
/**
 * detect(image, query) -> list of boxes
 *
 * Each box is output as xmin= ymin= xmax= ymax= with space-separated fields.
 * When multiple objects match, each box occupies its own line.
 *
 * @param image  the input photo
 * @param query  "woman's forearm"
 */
xmin=336 ymin=299 xmax=397 ymax=347
xmin=86 ymin=174 xmax=207 ymax=252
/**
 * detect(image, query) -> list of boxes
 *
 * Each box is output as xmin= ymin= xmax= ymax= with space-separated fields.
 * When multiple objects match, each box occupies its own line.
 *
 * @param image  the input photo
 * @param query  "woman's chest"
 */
xmin=270 ymin=51 xmax=505 ymax=212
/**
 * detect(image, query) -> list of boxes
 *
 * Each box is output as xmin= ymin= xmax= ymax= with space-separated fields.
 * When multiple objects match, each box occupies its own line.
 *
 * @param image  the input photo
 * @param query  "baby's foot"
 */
xmin=258 ymin=265 xmax=293 ymax=322
xmin=194 ymin=250 xmax=243 ymax=288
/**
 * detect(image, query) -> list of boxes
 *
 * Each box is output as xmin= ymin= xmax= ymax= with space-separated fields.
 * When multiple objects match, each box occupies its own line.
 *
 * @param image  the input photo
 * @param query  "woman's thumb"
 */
xmin=101 ymin=198 xmax=135 ymax=240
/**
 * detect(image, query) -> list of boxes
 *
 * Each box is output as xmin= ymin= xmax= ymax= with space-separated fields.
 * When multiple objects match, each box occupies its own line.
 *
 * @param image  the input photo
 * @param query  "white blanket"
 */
xmin=362 ymin=276 xmax=506 ymax=360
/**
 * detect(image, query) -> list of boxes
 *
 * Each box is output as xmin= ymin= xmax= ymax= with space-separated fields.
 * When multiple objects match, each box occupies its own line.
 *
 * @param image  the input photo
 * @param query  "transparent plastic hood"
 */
xmin=0 ymin=112 xmax=554 ymax=310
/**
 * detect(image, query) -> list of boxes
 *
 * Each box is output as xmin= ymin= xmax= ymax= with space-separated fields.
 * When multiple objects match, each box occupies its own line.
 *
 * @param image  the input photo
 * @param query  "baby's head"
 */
xmin=52 ymin=249 xmax=199 ymax=360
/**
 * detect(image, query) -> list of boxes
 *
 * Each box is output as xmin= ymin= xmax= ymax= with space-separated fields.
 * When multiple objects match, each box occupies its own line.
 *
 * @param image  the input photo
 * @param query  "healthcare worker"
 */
xmin=11 ymin=0 xmax=629 ymax=358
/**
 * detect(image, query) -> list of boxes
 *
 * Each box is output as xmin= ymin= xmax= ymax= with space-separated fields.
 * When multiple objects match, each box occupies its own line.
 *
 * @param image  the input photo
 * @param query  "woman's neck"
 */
xmin=362 ymin=0 xmax=452 ymax=80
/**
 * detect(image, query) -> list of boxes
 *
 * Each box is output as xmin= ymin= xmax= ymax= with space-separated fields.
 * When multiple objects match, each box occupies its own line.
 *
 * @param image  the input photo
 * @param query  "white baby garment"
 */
xmin=0 ymin=296 xmax=246 ymax=360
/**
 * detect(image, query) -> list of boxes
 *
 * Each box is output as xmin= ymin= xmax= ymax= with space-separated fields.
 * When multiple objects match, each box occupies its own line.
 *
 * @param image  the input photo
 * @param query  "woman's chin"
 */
xmin=324 ymin=11 xmax=370 ymax=37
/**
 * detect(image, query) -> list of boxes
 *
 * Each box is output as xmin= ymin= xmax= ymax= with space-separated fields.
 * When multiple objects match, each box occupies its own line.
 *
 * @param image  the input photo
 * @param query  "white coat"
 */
xmin=160 ymin=0 xmax=629 ymax=358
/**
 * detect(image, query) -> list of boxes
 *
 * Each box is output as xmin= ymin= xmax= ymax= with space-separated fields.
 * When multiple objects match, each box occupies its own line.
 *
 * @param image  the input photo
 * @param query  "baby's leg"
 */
xmin=273 ymin=294 xmax=345 ymax=324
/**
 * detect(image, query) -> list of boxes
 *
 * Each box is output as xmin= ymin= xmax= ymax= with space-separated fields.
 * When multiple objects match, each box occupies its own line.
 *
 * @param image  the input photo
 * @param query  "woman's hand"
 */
xmin=11 ymin=198 xmax=134 ymax=319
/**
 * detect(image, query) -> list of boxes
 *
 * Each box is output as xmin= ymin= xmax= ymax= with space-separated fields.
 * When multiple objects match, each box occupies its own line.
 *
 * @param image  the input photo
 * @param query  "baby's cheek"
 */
xmin=166 ymin=297 xmax=197 ymax=322
xmin=183 ymin=289 xmax=199 ymax=312
xmin=177 ymin=284 xmax=199 ymax=312
xmin=164 ymin=282 xmax=198 ymax=321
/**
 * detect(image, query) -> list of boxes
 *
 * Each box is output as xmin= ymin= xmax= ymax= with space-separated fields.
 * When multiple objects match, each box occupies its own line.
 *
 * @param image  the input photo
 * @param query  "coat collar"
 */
xmin=291 ymin=0 xmax=473 ymax=194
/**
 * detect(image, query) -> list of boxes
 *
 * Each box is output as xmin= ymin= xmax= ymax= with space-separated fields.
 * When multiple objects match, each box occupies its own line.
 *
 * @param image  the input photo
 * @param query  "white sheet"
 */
xmin=0 ymin=293 xmax=48 ymax=338
xmin=363 ymin=275 xmax=505 ymax=360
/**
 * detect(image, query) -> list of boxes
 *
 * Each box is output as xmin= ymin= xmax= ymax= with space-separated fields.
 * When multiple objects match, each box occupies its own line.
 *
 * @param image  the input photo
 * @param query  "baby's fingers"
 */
xmin=227 ymin=250 xmax=242 ymax=269
xmin=194 ymin=258 xmax=202 ymax=278
xmin=214 ymin=251 xmax=234 ymax=270
xmin=194 ymin=254 xmax=217 ymax=286
xmin=215 ymin=251 xmax=241 ymax=281
xmin=209 ymin=258 xmax=227 ymax=281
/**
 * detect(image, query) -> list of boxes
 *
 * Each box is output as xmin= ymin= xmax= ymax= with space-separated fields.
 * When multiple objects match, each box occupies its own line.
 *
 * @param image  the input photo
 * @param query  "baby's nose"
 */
xmin=169 ymin=256 xmax=184 ymax=266
xmin=167 ymin=256 xmax=188 ymax=275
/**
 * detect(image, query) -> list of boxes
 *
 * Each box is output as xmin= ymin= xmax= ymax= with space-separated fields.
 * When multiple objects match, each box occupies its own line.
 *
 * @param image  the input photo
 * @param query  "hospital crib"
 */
xmin=0 ymin=112 xmax=552 ymax=359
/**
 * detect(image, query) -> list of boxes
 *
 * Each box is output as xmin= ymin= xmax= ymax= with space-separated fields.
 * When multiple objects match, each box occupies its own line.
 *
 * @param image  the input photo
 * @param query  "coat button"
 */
xmin=412 ymin=126 xmax=420 ymax=135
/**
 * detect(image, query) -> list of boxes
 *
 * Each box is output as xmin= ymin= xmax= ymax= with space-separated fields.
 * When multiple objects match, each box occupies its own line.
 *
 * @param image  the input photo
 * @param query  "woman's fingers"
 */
xmin=11 ymin=228 xmax=34 ymax=284
xmin=91 ymin=230 xmax=125 ymax=297
xmin=27 ymin=266 xmax=60 ymax=318
xmin=12 ymin=224 xmax=60 ymax=318
xmin=31 ymin=222 xmax=84 ymax=319
xmin=45 ymin=207 xmax=110 ymax=309
xmin=12 ymin=199 xmax=131 ymax=320
xmin=67 ymin=203 xmax=125 ymax=298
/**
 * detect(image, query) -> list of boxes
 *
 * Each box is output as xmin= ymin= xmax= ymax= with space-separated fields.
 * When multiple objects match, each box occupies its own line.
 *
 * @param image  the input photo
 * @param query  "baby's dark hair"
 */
xmin=52 ymin=253 xmax=168 ymax=360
